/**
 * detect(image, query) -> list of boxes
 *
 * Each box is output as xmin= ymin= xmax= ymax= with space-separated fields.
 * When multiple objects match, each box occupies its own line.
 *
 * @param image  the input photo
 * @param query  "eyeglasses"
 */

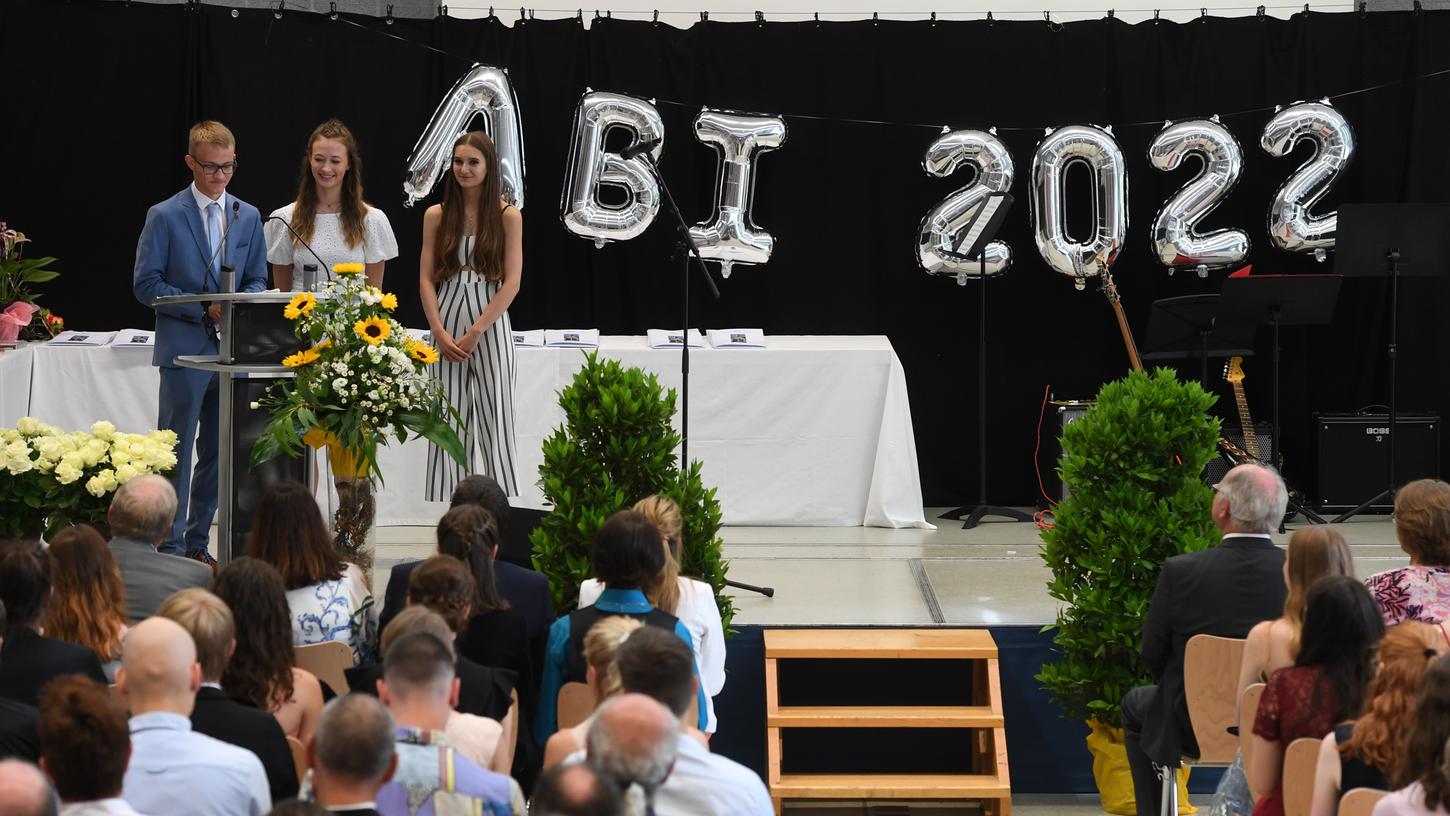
xmin=191 ymin=156 xmax=238 ymax=176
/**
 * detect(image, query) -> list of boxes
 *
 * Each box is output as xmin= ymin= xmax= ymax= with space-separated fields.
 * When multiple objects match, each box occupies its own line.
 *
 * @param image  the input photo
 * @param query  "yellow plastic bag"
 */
xmin=1086 ymin=720 xmax=1195 ymax=815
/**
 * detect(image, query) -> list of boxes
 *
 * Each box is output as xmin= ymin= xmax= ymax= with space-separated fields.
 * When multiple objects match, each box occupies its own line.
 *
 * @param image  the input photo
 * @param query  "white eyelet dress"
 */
xmin=426 ymin=232 xmax=518 ymax=500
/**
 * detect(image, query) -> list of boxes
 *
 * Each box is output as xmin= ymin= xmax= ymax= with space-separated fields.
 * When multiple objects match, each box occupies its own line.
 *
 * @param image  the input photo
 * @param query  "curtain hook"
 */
xmin=701 ymin=10 xmax=708 ymax=21
xmin=653 ymin=8 xmax=659 ymax=23
xmin=755 ymin=10 xmax=764 ymax=23
xmin=328 ymin=2 xmax=337 ymax=20
xmin=385 ymin=3 xmax=394 ymax=23
xmin=1256 ymin=5 xmax=1265 ymax=16
xmin=1107 ymin=8 xmax=1115 ymax=19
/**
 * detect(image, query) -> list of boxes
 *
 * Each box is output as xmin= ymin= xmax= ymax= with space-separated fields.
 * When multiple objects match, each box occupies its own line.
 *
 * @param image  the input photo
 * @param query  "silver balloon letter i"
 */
xmin=688 ymin=109 xmax=787 ymax=278
xmin=561 ymin=91 xmax=664 ymax=248
xmin=403 ymin=64 xmax=525 ymax=208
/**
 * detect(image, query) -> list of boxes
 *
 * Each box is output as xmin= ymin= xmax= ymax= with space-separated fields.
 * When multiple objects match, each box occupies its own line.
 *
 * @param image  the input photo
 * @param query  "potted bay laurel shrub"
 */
xmin=1037 ymin=367 xmax=1219 ymax=815
xmin=530 ymin=352 xmax=734 ymax=631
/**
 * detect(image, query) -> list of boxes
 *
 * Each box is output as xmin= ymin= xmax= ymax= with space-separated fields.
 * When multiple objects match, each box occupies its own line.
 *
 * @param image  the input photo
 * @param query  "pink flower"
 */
xmin=0 ymin=302 xmax=39 ymax=328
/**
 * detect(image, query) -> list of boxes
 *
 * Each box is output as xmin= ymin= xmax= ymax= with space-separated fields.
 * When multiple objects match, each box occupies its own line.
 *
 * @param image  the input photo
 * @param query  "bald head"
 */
xmin=585 ymin=694 xmax=678 ymax=794
xmin=117 ymin=617 xmax=201 ymax=715
xmin=109 ymin=474 xmax=177 ymax=545
xmin=0 ymin=760 xmax=57 ymax=816
xmin=1213 ymin=464 xmax=1288 ymax=534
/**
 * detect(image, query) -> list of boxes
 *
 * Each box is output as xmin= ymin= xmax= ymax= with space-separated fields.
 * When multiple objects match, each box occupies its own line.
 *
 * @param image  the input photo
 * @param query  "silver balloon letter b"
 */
xmin=916 ymin=129 xmax=1015 ymax=282
xmin=403 ymin=64 xmax=524 ymax=208
xmin=1261 ymin=101 xmax=1355 ymax=256
xmin=1148 ymin=118 xmax=1249 ymax=275
xmin=561 ymin=91 xmax=664 ymax=247
xmin=688 ymin=109 xmax=786 ymax=278
xmin=1031 ymin=125 xmax=1129 ymax=289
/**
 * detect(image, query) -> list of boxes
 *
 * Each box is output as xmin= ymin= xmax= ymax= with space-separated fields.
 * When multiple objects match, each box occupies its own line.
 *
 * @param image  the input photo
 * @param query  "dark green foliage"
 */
xmin=1037 ymin=367 xmax=1220 ymax=727
xmin=529 ymin=352 xmax=734 ymax=633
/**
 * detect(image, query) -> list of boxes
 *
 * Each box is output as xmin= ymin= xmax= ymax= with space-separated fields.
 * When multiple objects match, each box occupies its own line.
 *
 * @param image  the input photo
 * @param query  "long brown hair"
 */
xmin=633 ymin=495 xmax=683 ymax=614
xmin=408 ymin=555 xmax=475 ymax=633
xmin=1394 ymin=653 xmax=1450 ymax=808
xmin=44 ymin=525 xmax=127 ymax=662
xmin=433 ymin=131 xmax=507 ymax=284
xmin=289 ymin=118 xmax=368 ymax=249
xmin=214 ymin=557 xmax=297 ymax=711
xmin=436 ymin=504 xmax=508 ymax=613
xmin=248 ymin=480 xmax=345 ymax=590
xmin=1341 ymin=622 xmax=1443 ymax=774
xmin=1283 ymin=526 xmax=1354 ymax=655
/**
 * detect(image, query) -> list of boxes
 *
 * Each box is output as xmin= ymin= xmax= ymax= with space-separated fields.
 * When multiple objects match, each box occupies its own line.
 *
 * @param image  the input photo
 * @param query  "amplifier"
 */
xmin=1316 ymin=413 xmax=1440 ymax=512
xmin=1205 ymin=423 xmax=1275 ymax=485
xmin=1040 ymin=401 xmax=1093 ymax=505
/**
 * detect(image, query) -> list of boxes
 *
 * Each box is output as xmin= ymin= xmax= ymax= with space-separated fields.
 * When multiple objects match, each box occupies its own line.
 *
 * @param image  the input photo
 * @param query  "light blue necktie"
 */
xmin=206 ymin=201 xmax=222 ymax=290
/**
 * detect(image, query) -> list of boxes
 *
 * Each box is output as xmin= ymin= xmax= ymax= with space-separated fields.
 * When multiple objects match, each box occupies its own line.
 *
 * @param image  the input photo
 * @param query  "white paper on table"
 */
xmin=544 ymin=328 xmax=600 ymax=348
xmin=512 ymin=329 xmax=545 ymax=347
xmin=405 ymin=327 xmax=431 ymax=344
xmin=111 ymin=329 xmax=155 ymax=348
xmin=49 ymin=331 xmax=117 ymax=347
xmin=707 ymin=328 xmax=767 ymax=349
xmin=646 ymin=328 xmax=706 ymax=349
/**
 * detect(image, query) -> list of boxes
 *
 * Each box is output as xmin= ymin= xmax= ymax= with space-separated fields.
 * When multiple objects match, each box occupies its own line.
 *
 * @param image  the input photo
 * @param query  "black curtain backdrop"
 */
xmin=5 ymin=0 xmax=1450 ymax=507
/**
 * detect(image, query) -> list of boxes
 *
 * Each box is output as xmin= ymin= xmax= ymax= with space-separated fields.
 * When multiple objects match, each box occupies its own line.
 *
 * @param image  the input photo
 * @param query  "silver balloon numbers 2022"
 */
xmin=1261 ymin=100 xmax=1356 ymax=259
xmin=688 ymin=109 xmax=786 ymax=279
xmin=403 ymin=64 xmax=525 ymax=209
xmin=1030 ymin=125 xmax=1129 ymax=289
xmin=561 ymin=91 xmax=665 ymax=248
xmin=1147 ymin=117 xmax=1249 ymax=277
xmin=917 ymin=128 xmax=1015 ymax=284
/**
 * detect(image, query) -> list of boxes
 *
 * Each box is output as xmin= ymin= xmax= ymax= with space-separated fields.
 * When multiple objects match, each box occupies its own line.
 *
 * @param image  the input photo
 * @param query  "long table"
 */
xmin=0 ymin=336 xmax=929 ymax=528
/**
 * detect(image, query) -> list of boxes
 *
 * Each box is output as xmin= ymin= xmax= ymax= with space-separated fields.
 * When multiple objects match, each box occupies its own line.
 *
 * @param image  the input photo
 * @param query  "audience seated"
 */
xmin=107 ymin=475 xmax=211 ymax=623
xmin=530 ymin=763 xmax=623 ymax=816
xmin=308 ymin=693 xmax=397 ymax=816
xmin=156 ymin=588 xmax=300 ymax=804
xmin=0 ymin=759 xmax=58 ymax=816
xmin=1367 ymin=479 xmax=1450 ymax=626
xmin=543 ymin=616 xmax=642 ymax=771
xmin=1249 ymin=575 xmax=1385 ymax=816
xmin=374 ymin=630 xmax=520 ymax=816
xmin=1311 ymin=622 xmax=1445 ymax=816
xmin=37 ymin=676 xmax=139 ymax=815
xmin=0 ymin=546 xmax=106 ymax=706
xmin=44 ymin=526 xmax=130 ymax=682
xmin=580 ymin=496 xmax=726 ymax=735
xmin=538 ymin=512 xmax=707 ymax=745
xmin=247 ymin=481 xmax=374 ymax=663
xmin=0 ymin=602 xmax=39 ymax=763
xmin=117 ymin=617 xmax=271 ymax=816
xmin=584 ymin=694 xmax=678 ymax=816
xmin=1374 ymin=654 xmax=1450 ymax=816
xmin=213 ymin=558 xmax=324 ymax=744
xmin=1121 ymin=463 xmax=1291 ymax=815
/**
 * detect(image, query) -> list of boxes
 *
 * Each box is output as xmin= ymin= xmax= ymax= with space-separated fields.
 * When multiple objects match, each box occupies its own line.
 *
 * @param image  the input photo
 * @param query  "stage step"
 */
xmin=772 ymin=772 xmax=1012 ymax=798
xmin=763 ymin=628 xmax=999 ymax=659
xmin=769 ymin=705 xmax=1003 ymax=728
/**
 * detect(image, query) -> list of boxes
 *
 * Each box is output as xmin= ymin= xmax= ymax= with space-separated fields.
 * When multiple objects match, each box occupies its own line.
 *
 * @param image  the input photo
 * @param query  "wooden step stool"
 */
xmin=764 ymin=628 xmax=1012 ymax=815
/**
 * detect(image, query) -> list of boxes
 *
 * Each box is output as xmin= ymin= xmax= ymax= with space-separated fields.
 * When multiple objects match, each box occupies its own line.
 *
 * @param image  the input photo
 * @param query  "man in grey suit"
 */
xmin=108 ymin=474 xmax=212 ymax=623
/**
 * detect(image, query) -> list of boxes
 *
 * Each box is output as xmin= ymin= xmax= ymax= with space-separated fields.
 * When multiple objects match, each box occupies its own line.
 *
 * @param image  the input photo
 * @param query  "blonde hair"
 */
xmin=381 ymin=605 xmax=456 ymax=659
xmin=583 ymin=616 xmax=643 ymax=703
xmin=1283 ymin=526 xmax=1355 ymax=655
xmin=156 ymin=588 xmax=235 ymax=682
xmin=632 ymin=495 xmax=683 ymax=614
xmin=188 ymin=120 xmax=235 ymax=155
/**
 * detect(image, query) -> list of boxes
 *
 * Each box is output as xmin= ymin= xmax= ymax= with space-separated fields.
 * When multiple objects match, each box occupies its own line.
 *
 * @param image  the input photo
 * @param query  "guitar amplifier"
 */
xmin=1040 ymin=401 xmax=1093 ymax=505
xmin=1316 ymin=413 xmax=1440 ymax=512
xmin=1205 ymin=423 xmax=1275 ymax=485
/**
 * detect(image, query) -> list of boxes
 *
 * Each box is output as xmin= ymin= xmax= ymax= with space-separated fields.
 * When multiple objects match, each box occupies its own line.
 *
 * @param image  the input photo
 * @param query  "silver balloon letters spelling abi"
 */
xmin=917 ymin=128 xmax=1015 ymax=283
xmin=1031 ymin=125 xmax=1129 ymax=289
xmin=1148 ymin=117 xmax=1248 ymax=276
xmin=1261 ymin=100 xmax=1355 ymax=258
xmin=688 ymin=109 xmax=786 ymax=278
xmin=403 ymin=64 xmax=525 ymax=208
xmin=561 ymin=91 xmax=664 ymax=248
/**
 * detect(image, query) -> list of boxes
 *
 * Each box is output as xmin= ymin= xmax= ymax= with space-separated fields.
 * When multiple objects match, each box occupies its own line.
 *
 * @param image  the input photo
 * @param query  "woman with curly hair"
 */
xmin=213 ymin=557 xmax=323 ymax=744
xmin=1375 ymin=654 xmax=1450 ymax=815
xmin=1367 ymin=478 xmax=1450 ymax=626
xmin=43 ymin=525 xmax=129 ymax=680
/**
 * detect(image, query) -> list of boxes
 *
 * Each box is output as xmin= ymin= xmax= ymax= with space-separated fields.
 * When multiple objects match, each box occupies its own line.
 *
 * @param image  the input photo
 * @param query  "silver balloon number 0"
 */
xmin=1031 ymin=125 xmax=1129 ymax=289
xmin=1261 ymin=101 xmax=1355 ymax=258
xmin=688 ymin=109 xmax=786 ymax=278
xmin=561 ymin=91 xmax=665 ymax=248
xmin=403 ymin=64 xmax=525 ymax=209
xmin=917 ymin=129 xmax=1015 ymax=283
xmin=1147 ymin=117 xmax=1249 ymax=276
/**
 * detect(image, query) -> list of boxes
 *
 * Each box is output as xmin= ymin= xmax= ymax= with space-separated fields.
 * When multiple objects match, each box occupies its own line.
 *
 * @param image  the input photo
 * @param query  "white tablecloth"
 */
xmin=0 ymin=337 xmax=929 ymax=528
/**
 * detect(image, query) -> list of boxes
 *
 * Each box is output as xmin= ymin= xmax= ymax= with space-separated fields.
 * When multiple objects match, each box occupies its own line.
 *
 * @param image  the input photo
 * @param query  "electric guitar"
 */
xmin=1222 ymin=356 xmax=1262 ymax=461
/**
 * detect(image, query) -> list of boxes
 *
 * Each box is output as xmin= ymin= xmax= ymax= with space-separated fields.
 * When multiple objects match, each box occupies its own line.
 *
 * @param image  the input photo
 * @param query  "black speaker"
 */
xmin=1040 ymin=401 xmax=1093 ymax=506
xmin=1315 ymin=413 xmax=1440 ymax=511
xmin=1204 ymin=422 xmax=1275 ymax=485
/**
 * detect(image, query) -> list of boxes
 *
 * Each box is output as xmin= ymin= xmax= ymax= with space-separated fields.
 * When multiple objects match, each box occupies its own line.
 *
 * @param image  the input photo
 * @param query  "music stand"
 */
xmin=938 ymin=193 xmax=1032 ymax=529
xmin=1140 ymin=294 xmax=1256 ymax=391
xmin=1328 ymin=203 xmax=1450 ymax=522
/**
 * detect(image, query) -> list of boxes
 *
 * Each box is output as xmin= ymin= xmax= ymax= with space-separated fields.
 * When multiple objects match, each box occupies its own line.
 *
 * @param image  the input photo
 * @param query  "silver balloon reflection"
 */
xmin=1147 ymin=117 xmax=1249 ymax=276
xmin=561 ymin=91 xmax=664 ymax=248
xmin=1031 ymin=125 xmax=1129 ymax=289
xmin=403 ymin=64 xmax=524 ymax=208
xmin=688 ymin=109 xmax=786 ymax=278
xmin=916 ymin=128 xmax=1015 ymax=284
xmin=1261 ymin=101 xmax=1356 ymax=256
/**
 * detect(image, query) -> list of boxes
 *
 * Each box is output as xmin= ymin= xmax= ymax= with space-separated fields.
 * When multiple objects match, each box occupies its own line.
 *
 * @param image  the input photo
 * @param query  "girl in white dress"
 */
xmin=419 ymin=132 xmax=523 ymax=499
xmin=265 ymin=118 xmax=397 ymax=290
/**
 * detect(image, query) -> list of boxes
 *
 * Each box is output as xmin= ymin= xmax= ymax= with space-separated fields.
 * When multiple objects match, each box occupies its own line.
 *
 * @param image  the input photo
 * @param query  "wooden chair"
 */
xmin=557 ymin=682 xmax=595 ymax=731
xmin=1338 ymin=787 xmax=1388 ymax=816
xmin=1158 ymin=635 xmax=1248 ymax=816
xmin=294 ymin=641 xmax=354 ymax=697
xmin=286 ymin=735 xmax=307 ymax=784
xmin=1281 ymin=737 xmax=1321 ymax=816
xmin=1240 ymin=681 xmax=1266 ymax=795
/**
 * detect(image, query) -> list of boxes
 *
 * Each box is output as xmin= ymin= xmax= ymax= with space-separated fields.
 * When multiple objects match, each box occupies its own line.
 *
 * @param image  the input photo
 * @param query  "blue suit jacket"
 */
xmin=133 ymin=187 xmax=268 ymax=367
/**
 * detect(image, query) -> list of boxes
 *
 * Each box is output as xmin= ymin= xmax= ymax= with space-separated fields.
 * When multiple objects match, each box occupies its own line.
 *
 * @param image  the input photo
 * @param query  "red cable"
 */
xmin=1033 ymin=383 xmax=1057 ymax=530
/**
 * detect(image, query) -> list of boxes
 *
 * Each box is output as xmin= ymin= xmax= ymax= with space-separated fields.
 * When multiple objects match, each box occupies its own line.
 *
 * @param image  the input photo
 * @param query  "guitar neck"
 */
xmin=1231 ymin=381 xmax=1262 ymax=460
xmin=1108 ymin=297 xmax=1143 ymax=373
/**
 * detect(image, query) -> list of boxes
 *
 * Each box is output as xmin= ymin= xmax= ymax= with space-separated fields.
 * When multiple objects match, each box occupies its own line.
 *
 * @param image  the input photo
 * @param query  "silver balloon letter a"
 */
xmin=688 ymin=109 xmax=786 ymax=278
xmin=1030 ymin=125 xmax=1130 ymax=290
xmin=916 ymin=129 xmax=1015 ymax=283
xmin=403 ymin=64 xmax=525 ymax=208
xmin=1148 ymin=118 xmax=1249 ymax=275
xmin=561 ymin=91 xmax=664 ymax=248
xmin=1261 ymin=100 xmax=1355 ymax=256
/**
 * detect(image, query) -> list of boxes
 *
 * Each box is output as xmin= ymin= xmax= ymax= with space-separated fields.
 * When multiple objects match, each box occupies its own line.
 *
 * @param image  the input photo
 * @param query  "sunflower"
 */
xmin=282 ymin=347 xmax=321 ymax=368
xmin=408 ymin=342 xmax=440 ymax=365
xmin=354 ymin=317 xmax=391 ymax=345
xmin=333 ymin=262 xmax=365 ymax=276
xmin=380 ymin=292 xmax=399 ymax=311
xmin=283 ymin=292 xmax=317 ymax=320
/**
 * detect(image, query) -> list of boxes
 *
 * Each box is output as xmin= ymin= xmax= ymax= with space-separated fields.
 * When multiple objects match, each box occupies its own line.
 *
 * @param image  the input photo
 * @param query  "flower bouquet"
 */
xmin=0 ymin=223 xmax=61 ymax=345
xmin=249 ymin=263 xmax=467 ymax=482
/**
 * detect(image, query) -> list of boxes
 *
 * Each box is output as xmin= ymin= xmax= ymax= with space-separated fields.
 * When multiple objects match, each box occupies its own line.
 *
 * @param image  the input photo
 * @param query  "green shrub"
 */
xmin=1036 ymin=367 xmax=1220 ymax=727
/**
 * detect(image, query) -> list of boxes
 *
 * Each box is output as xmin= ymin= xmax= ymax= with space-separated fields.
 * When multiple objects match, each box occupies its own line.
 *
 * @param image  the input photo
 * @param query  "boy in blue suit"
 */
xmin=133 ymin=121 xmax=268 ymax=564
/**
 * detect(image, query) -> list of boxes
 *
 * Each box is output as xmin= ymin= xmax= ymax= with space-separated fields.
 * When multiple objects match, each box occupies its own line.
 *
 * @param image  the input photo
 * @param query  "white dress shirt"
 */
xmin=189 ymin=183 xmax=228 ymax=287
xmin=123 ymin=711 xmax=271 ymax=816
xmin=61 ymin=800 xmax=149 ymax=816
xmin=263 ymin=202 xmax=398 ymax=290
xmin=566 ymin=733 xmax=772 ymax=816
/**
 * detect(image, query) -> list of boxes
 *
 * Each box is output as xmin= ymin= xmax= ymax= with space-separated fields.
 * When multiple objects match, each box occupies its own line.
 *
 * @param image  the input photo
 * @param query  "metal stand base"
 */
xmin=939 ymin=505 xmax=1035 ymax=530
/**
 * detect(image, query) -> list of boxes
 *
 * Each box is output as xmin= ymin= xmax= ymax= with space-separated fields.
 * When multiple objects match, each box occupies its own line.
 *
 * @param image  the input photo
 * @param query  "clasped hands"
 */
xmin=433 ymin=325 xmax=484 ymax=362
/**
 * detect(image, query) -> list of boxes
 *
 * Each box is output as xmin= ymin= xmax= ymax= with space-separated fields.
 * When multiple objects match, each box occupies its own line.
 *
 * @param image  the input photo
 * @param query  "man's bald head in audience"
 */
xmin=0 ymin=760 xmax=58 ymax=816
xmin=530 ymin=763 xmax=623 ymax=816
xmin=116 ymin=616 xmax=201 ymax=715
xmin=585 ymin=694 xmax=678 ymax=796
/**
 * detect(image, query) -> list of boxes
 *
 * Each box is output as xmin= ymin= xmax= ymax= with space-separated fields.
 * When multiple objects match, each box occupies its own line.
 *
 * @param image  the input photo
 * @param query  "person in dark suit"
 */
xmin=156 ymin=587 xmax=299 ymax=804
xmin=308 ymin=694 xmax=397 ymax=816
xmin=1122 ymin=463 xmax=1291 ymax=816
xmin=0 ymin=602 xmax=39 ymax=763
xmin=133 ymin=119 xmax=268 ymax=564
xmin=108 ymin=475 xmax=212 ymax=622
xmin=0 ymin=546 xmax=106 ymax=707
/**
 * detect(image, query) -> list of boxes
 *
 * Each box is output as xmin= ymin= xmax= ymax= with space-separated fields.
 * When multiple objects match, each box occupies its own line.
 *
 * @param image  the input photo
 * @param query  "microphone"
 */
xmin=620 ymin=138 xmax=662 ymax=161
xmin=262 ymin=214 xmax=330 ymax=287
xmin=220 ymin=200 xmax=239 ymax=295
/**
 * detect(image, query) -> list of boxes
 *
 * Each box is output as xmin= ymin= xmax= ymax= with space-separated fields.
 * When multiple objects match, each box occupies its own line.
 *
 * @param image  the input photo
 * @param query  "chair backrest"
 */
xmin=1184 ymin=634 xmax=1248 ymax=764
xmin=558 ymin=682 xmax=595 ymax=731
xmin=1338 ymin=787 xmax=1388 ymax=816
xmin=285 ymin=735 xmax=307 ymax=785
xmin=1282 ymin=737 xmax=1321 ymax=816
xmin=294 ymin=641 xmax=355 ymax=697
xmin=495 ymin=689 xmax=519 ymax=775
xmin=1240 ymin=681 xmax=1266 ymax=788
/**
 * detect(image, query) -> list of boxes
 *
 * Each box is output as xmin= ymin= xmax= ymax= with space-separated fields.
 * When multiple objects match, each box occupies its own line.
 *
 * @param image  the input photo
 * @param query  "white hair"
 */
xmin=1217 ymin=464 xmax=1288 ymax=533
xmin=585 ymin=695 xmax=679 ymax=800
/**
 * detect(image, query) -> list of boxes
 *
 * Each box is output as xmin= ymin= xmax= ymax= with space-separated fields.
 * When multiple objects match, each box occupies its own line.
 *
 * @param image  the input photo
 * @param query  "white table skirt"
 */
xmin=0 ymin=337 xmax=929 ymax=528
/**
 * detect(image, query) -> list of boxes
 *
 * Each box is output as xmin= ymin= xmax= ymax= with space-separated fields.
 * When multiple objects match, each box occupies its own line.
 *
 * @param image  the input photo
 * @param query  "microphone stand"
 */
xmin=262 ymin=215 xmax=330 ymax=289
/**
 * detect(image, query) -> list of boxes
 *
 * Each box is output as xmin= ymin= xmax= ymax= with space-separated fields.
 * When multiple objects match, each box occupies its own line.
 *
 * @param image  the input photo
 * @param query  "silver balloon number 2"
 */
xmin=1147 ymin=117 xmax=1249 ymax=277
xmin=1261 ymin=100 xmax=1356 ymax=259
xmin=688 ymin=109 xmax=786 ymax=278
xmin=561 ymin=91 xmax=665 ymax=248
xmin=917 ymin=129 xmax=1015 ymax=284
xmin=403 ymin=64 xmax=525 ymax=209
xmin=1031 ymin=125 xmax=1129 ymax=290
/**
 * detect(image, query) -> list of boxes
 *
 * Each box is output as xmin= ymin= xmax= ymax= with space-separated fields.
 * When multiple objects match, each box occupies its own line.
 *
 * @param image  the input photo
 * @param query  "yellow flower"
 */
xmin=284 ymin=292 xmax=317 ymax=320
xmin=333 ymin=262 xmax=365 ymax=276
xmin=413 ymin=344 xmax=440 ymax=364
xmin=380 ymin=292 xmax=398 ymax=311
xmin=354 ymin=317 xmax=391 ymax=345
xmin=282 ymin=347 xmax=321 ymax=368
xmin=312 ymin=339 xmax=332 ymax=353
